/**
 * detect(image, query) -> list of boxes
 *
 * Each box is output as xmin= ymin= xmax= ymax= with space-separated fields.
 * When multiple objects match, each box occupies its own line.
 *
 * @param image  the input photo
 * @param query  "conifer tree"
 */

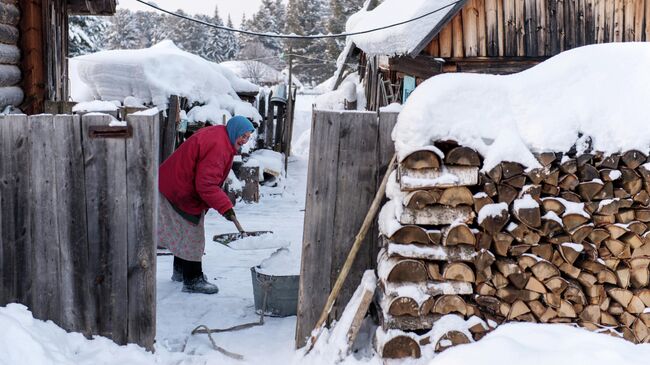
xmin=68 ymin=15 xmax=109 ymax=56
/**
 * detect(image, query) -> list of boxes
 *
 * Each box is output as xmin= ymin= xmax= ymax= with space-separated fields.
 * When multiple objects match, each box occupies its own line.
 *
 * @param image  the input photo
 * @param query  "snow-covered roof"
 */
xmin=347 ymin=0 xmax=466 ymax=57
xmin=70 ymin=40 xmax=261 ymax=121
xmin=392 ymin=43 xmax=650 ymax=171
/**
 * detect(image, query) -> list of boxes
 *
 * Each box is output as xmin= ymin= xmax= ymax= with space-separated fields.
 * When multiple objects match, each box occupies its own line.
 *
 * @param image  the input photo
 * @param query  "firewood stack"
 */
xmin=375 ymin=141 xmax=650 ymax=359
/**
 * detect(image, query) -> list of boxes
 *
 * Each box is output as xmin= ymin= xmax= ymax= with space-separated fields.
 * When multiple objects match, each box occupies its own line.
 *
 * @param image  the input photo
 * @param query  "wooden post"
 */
xmin=161 ymin=95 xmax=179 ymax=163
xmin=125 ymin=113 xmax=159 ymax=350
xmin=19 ymin=0 xmax=45 ymax=114
xmin=284 ymin=50 xmax=294 ymax=172
xmin=274 ymin=102 xmax=285 ymax=152
xmin=265 ymin=90 xmax=274 ymax=148
xmin=258 ymin=90 xmax=266 ymax=138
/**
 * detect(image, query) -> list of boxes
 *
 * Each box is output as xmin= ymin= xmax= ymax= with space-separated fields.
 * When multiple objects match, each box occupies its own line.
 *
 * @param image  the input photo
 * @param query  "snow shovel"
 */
xmin=213 ymin=216 xmax=274 ymax=248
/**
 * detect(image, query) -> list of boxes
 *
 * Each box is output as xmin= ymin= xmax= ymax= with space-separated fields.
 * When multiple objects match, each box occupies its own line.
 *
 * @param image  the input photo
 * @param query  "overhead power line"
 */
xmin=134 ymin=0 xmax=462 ymax=40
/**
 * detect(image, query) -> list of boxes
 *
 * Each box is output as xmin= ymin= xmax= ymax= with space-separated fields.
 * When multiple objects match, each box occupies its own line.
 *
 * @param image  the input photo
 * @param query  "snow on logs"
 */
xmin=375 ymin=144 xmax=650 ymax=359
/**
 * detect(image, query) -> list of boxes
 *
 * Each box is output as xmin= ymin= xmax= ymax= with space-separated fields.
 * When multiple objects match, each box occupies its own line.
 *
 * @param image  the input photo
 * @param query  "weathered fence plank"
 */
xmin=52 ymin=114 xmax=92 ymax=335
xmin=296 ymin=110 xmax=397 ymax=348
xmin=486 ymin=0 xmax=499 ymax=56
xmin=296 ymin=110 xmax=341 ymax=348
xmin=82 ymin=114 xmax=129 ymax=344
xmin=330 ymin=112 xmax=378 ymax=320
xmin=29 ymin=115 xmax=62 ymax=324
xmin=0 ymin=114 xmax=30 ymax=306
xmin=525 ymin=0 xmax=538 ymax=55
xmin=125 ymin=114 xmax=159 ymax=350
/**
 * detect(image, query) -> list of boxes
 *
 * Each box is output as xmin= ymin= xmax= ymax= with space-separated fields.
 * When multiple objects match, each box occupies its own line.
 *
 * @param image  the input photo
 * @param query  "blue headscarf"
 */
xmin=226 ymin=115 xmax=255 ymax=147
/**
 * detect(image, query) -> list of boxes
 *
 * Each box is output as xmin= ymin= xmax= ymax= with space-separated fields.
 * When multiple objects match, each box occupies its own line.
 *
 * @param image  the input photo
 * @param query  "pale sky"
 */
xmin=117 ymin=0 xmax=267 ymax=26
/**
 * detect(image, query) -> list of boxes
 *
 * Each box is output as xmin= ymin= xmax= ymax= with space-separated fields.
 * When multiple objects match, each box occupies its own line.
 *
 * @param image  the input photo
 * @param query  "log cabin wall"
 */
xmin=383 ymin=0 xmax=649 ymax=85
xmin=427 ymin=0 xmax=649 ymax=60
xmin=0 ymin=1 xmax=23 ymax=111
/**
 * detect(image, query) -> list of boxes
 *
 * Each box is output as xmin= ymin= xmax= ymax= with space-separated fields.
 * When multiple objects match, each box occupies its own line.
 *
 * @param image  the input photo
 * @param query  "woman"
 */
xmin=158 ymin=115 xmax=255 ymax=294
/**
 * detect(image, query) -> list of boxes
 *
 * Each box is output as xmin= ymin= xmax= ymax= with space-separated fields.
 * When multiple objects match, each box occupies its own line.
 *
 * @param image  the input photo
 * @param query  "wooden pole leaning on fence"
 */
xmin=305 ymin=153 xmax=397 ymax=352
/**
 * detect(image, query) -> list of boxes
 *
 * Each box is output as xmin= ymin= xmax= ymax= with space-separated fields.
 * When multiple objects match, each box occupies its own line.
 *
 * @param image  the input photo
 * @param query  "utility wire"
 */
xmin=134 ymin=0 xmax=462 ymax=40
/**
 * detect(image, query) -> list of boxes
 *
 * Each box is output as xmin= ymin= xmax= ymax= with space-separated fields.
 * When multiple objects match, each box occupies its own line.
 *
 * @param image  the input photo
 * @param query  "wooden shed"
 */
xmin=345 ymin=0 xmax=650 ymax=110
xmin=0 ymin=0 xmax=115 ymax=115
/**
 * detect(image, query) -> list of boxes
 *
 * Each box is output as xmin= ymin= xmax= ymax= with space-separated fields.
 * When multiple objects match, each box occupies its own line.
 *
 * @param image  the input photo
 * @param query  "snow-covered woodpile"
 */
xmin=376 ymin=142 xmax=650 ymax=359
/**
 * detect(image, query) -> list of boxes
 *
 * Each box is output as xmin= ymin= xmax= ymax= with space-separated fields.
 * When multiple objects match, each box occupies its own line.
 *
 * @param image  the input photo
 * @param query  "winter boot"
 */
xmin=171 ymin=256 xmax=183 ymax=282
xmin=182 ymin=276 xmax=219 ymax=294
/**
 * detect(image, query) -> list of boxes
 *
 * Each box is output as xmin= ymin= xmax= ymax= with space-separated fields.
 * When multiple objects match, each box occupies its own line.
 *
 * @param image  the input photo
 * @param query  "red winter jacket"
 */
xmin=159 ymin=125 xmax=236 ymax=216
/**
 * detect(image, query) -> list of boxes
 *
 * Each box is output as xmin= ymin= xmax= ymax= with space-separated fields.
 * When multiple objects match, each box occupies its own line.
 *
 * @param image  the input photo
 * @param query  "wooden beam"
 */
xmin=19 ymin=0 xmax=45 ymax=114
xmin=455 ymin=57 xmax=546 ymax=73
xmin=388 ymin=56 xmax=443 ymax=79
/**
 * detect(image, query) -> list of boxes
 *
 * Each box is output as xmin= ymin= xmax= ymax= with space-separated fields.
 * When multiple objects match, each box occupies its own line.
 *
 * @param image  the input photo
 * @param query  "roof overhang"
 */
xmin=68 ymin=0 xmax=116 ymax=16
xmin=408 ymin=0 xmax=468 ymax=57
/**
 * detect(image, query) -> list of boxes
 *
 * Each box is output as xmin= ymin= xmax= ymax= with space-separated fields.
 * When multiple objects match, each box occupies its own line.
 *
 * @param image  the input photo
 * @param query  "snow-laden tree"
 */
xmin=223 ymin=16 xmax=240 ymax=61
xmin=245 ymin=0 xmax=285 ymax=55
xmin=325 ymin=0 xmax=365 ymax=61
xmin=285 ymin=0 xmax=332 ymax=84
xmin=199 ymin=6 xmax=226 ymax=62
xmin=69 ymin=15 xmax=109 ymax=56
xmin=106 ymin=9 xmax=147 ymax=49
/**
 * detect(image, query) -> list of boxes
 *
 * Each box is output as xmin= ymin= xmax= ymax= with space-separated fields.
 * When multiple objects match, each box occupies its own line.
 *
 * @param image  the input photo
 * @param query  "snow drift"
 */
xmin=393 ymin=43 xmax=650 ymax=171
xmin=70 ymin=40 xmax=261 ymax=123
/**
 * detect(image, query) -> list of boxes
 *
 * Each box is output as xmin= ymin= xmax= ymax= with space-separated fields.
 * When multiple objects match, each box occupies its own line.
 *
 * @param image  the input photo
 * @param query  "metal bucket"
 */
xmin=250 ymin=266 xmax=299 ymax=317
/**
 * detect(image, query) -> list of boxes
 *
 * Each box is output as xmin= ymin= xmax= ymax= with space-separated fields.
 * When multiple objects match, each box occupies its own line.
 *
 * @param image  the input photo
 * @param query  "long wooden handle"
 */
xmin=232 ymin=216 xmax=245 ymax=233
xmin=306 ymin=153 xmax=397 ymax=351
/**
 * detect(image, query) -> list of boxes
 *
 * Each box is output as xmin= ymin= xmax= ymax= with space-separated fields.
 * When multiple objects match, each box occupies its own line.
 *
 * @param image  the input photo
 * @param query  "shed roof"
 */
xmin=347 ymin=0 xmax=467 ymax=57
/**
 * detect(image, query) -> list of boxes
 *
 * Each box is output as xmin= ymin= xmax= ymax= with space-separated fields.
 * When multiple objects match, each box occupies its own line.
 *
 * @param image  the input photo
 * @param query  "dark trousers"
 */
xmin=173 ymin=256 xmax=202 ymax=283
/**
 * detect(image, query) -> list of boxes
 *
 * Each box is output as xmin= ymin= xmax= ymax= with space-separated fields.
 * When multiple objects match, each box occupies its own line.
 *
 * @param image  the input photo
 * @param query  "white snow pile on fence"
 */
xmin=347 ymin=0 xmax=459 ymax=56
xmin=428 ymin=322 xmax=650 ymax=365
xmin=70 ymin=40 xmax=261 ymax=123
xmin=72 ymin=100 xmax=119 ymax=112
xmin=393 ymin=43 xmax=650 ymax=171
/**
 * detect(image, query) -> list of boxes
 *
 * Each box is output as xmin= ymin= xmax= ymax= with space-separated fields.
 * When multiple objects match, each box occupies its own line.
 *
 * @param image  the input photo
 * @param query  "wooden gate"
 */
xmin=295 ymin=110 xmax=398 ymax=347
xmin=0 ymin=113 xmax=159 ymax=350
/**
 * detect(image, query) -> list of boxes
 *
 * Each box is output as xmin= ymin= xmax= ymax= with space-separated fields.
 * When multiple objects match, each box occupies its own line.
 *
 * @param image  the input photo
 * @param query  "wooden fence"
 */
xmin=295 ymin=110 xmax=398 ymax=347
xmin=0 ymin=113 xmax=159 ymax=350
